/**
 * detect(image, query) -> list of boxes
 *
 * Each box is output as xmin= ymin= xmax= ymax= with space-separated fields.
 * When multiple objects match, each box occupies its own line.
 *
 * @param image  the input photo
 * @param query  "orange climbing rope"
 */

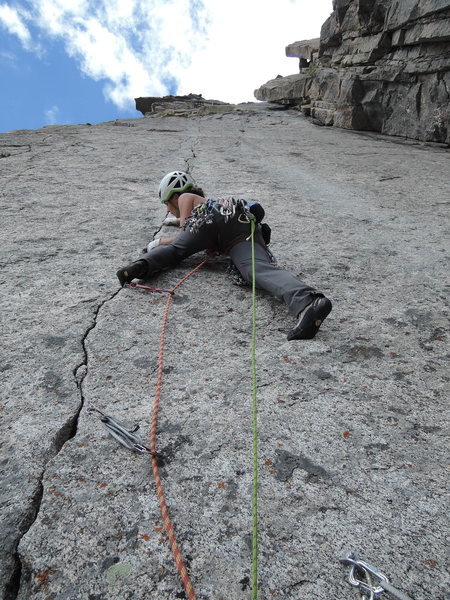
xmin=129 ymin=258 xmax=207 ymax=600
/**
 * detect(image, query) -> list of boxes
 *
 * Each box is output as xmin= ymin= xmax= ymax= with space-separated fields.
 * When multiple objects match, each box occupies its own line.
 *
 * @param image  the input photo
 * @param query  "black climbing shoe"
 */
xmin=116 ymin=260 xmax=146 ymax=287
xmin=287 ymin=296 xmax=332 ymax=341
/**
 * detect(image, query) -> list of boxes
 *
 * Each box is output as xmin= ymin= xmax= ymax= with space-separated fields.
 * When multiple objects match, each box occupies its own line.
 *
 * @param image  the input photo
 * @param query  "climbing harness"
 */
xmin=341 ymin=551 xmax=414 ymax=600
xmin=184 ymin=199 xmax=215 ymax=233
xmin=184 ymin=197 xmax=261 ymax=233
xmin=88 ymin=407 xmax=162 ymax=457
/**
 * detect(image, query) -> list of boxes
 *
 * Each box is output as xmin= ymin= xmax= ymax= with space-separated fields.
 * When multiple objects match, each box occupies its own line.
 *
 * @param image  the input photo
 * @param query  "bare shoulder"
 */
xmin=178 ymin=192 xmax=206 ymax=209
xmin=177 ymin=193 xmax=206 ymax=224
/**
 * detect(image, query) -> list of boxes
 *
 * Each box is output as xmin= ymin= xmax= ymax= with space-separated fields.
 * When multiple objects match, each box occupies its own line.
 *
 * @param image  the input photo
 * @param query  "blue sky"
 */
xmin=0 ymin=1 xmax=332 ymax=133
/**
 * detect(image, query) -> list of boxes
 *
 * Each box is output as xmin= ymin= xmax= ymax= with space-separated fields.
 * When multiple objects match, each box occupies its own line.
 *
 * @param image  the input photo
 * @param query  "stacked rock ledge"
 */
xmin=135 ymin=94 xmax=234 ymax=118
xmin=254 ymin=0 xmax=450 ymax=144
xmin=135 ymin=94 xmax=280 ymax=119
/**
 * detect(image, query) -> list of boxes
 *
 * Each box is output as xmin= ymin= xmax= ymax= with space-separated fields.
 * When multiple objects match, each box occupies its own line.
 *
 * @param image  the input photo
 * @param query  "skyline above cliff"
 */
xmin=0 ymin=0 xmax=332 ymax=133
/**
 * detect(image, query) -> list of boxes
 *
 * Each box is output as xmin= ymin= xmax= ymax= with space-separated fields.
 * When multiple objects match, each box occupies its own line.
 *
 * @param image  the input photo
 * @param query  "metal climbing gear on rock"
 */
xmin=88 ymin=407 xmax=162 ymax=457
xmin=340 ymin=551 xmax=414 ymax=600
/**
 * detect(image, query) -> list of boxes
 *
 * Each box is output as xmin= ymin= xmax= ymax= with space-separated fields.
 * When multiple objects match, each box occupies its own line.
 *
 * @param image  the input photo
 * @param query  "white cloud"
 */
xmin=64 ymin=16 xmax=166 ymax=104
xmin=45 ymin=104 xmax=59 ymax=124
xmin=0 ymin=3 xmax=31 ymax=46
xmin=0 ymin=49 xmax=17 ymax=65
xmin=178 ymin=0 xmax=333 ymax=103
xmin=22 ymin=0 xmax=208 ymax=109
xmin=2 ymin=0 xmax=333 ymax=110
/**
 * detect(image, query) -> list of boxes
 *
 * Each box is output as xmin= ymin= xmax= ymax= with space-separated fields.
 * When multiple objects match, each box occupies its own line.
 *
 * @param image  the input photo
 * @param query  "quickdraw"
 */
xmin=217 ymin=197 xmax=236 ymax=222
xmin=88 ymin=407 xmax=162 ymax=457
xmin=341 ymin=551 xmax=413 ymax=600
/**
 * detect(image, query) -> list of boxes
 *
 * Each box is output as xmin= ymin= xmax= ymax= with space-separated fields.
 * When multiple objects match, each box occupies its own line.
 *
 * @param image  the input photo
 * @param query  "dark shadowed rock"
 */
xmin=255 ymin=0 xmax=450 ymax=144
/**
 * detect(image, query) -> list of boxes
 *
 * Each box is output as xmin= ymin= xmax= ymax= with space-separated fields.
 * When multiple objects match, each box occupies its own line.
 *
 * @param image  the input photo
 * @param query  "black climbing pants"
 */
xmin=139 ymin=211 xmax=320 ymax=318
xmin=229 ymin=241 xmax=318 ymax=317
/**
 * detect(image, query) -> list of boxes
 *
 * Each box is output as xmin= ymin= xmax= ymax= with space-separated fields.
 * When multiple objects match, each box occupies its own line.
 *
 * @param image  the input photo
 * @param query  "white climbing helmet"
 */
xmin=158 ymin=171 xmax=194 ymax=204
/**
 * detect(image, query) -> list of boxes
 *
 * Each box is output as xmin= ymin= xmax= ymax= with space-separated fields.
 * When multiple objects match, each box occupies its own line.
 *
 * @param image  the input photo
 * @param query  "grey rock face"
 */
xmin=285 ymin=38 xmax=320 ymax=60
xmin=1 ymin=107 xmax=449 ymax=600
xmin=286 ymin=39 xmax=321 ymax=70
xmin=255 ymin=0 xmax=450 ymax=144
xmin=135 ymin=94 xmax=229 ymax=116
xmin=252 ymin=74 xmax=312 ymax=105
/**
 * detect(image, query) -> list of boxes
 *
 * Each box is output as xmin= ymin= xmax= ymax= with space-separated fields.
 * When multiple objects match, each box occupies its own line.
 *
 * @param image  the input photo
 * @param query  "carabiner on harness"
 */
xmin=217 ymin=197 xmax=236 ymax=223
xmin=184 ymin=200 xmax=215 ymax=234
xmin=88 ymin=407 xmax=162 ymax=457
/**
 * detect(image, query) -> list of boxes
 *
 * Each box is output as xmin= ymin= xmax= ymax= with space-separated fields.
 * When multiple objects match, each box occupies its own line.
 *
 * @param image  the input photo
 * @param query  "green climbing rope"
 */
xmin=250 ymin=218 xmax=258 ymax=599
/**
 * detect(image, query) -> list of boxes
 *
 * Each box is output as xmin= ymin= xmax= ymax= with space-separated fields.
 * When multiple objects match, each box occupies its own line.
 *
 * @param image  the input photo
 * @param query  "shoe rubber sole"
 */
xmin=116 ymin=260 xmax=147 ymax=287
xmin=287 ymin=297 xmax=332 ymax=341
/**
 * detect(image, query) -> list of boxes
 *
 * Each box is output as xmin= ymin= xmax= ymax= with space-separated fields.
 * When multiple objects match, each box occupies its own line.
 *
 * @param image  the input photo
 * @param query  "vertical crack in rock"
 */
xmin=185 ymin=142 xmax=198 ymax=176
xmin=4 ymin=481 xmax=44 ymax=600
xmin=73 ymin=288 xmax=123 ymax=417
xmin=9 ymin=288 xmax=122 ymax=600
xmin=441 ymin=70 xmax=449 ymax=98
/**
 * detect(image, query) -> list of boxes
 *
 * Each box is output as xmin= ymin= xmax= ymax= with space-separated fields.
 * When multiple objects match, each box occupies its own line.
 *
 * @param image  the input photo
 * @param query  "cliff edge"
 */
xmin=255 ymin=0 xmax=450 ymax=144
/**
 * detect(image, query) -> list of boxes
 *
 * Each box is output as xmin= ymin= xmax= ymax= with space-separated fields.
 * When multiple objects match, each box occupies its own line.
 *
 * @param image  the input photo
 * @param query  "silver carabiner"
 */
xmin=341 ymin=551 xmax=388 ymax=599
xmin=341 ymin=551 xmax=414 ymax=600
xmin=88 ymin=406 xmax=162 ymax=458
xmin=348 ymin=563 xmax=387 ymax=598
xmin=217 ymin=198 xmax=236 ymax=222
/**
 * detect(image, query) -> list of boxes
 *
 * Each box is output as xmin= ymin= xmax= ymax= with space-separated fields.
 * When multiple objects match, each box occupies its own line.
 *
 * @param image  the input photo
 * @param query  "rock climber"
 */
xmin=116 ymin=171 xmax=332 ymax=340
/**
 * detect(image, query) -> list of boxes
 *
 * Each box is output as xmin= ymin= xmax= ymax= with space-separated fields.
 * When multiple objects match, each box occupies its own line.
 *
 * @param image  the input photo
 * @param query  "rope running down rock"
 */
xmin=129 ymin=221 xmax=260 ymax=599
xmin=129 ymin=259 xmax=208 ymax=600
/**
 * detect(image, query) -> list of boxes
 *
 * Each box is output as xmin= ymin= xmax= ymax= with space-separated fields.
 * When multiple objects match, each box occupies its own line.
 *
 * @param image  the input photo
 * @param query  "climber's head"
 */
xmin=158 ymin=171 xmax=194 ymax=204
